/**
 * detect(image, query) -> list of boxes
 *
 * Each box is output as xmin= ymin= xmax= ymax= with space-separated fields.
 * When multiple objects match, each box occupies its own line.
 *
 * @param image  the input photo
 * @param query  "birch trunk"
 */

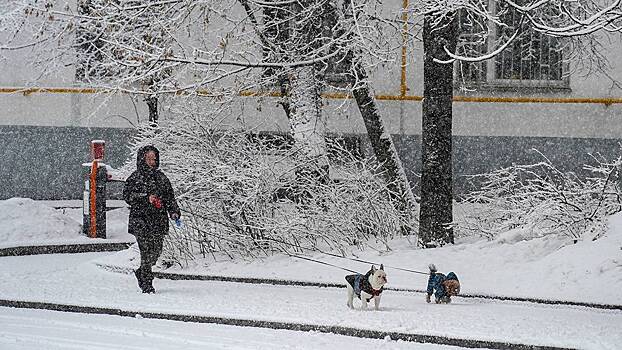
xmin=285 ymin=0 xmax=331 ymax=184
xmin=287 ymin=65 xmax=330 ymax=183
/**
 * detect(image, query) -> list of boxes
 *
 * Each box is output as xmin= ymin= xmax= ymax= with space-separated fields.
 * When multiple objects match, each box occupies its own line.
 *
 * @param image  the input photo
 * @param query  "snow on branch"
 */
xmin=409 ymin=0 xmax=621 ymax=67
xmin=434 ymin=17 xmax=523 ymax=64
xmin=456 ymin=148 xmax=622 ymax=242
xmin=125 ymin=99 xmax=412 ymax=266
xmin=4 ymin=0 xmax=402 ymax=97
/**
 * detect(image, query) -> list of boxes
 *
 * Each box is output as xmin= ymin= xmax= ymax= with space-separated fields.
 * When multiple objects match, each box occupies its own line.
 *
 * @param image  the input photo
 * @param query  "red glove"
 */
xmin=149 ymin=195 xmax=162 ymax=209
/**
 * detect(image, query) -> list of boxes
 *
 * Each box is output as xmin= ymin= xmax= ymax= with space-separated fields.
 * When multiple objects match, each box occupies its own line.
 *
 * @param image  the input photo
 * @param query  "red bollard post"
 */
xmin=83 ymin=140 xmax=107 ymax=239
xmin=91 ymin=140 xmax=105 ymax=161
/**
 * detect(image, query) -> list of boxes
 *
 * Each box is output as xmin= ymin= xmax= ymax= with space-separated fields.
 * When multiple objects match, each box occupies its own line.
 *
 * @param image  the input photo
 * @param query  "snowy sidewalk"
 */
xmin=2 ymin=198 xmax=622 ymax=349
xmin=1 ymin=253 xmax=620 ymax=350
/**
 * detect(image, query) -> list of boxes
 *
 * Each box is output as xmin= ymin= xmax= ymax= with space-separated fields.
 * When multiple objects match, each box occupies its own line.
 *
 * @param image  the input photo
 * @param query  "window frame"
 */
xmin=455 ymin=1 xmax=571 ymax=92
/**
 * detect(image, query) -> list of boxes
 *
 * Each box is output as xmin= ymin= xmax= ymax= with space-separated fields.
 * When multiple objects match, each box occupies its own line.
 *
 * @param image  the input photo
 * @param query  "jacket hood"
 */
xmin=137 ymin=145 xmax=160 ymax=171
xmin=446 ymin=272 xmax=459 ymax=282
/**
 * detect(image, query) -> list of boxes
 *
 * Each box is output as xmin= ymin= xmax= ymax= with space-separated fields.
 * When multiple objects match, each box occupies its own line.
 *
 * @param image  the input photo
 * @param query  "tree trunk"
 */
xmin=352 ymin=62 xmax=418 ymax=233
xmin=287 ymin=65 xmax=330 ymax=184
xmin=286 ymin=0 xmax=330 ymax=184
xmin=145 ymin=94 xmax=158 ymax=126
xmin=241 ymin=0 xmax=329 ymax=195
xmin=75 ymin=0 xmax=103 ymax=82
xmin=331 ymin=0 xmax=417 ymax=232
xmin=420 ymin=14 xmax=458 ymax=247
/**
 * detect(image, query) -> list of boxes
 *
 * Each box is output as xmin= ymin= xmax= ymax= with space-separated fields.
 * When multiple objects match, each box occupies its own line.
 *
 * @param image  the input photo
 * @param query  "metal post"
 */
xmin=82 ymin=140 xmax=107 ymax=239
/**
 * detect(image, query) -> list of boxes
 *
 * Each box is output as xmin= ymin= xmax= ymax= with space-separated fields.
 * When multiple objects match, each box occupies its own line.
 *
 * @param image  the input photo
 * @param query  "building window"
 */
xmin=456 ymin=2 xmax=570 ymax=91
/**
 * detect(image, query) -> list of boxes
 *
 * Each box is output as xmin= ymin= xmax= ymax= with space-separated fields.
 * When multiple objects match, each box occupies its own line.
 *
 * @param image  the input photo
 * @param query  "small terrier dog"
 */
xmin=345 ymin=265 xmax=388 ymax=310
xmin=426 ymin=264 xmax=461 ymax=304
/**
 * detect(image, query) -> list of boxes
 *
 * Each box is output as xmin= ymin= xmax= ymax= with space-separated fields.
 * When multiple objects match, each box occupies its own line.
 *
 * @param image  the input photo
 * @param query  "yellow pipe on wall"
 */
xmin=0 ymin=87 xmax=100 ymax=95
xmin=321 ymin=92 xmax=622 ymax=105
xmin=1 ymin=86 xmax=621 ymax=105
xmin=451 ymin=95 xmax=622 ymax=106
xmin=400 ymin=0 xmax=409 ymax=97
xmin=2 ymin=3 xmax=620 ymax=106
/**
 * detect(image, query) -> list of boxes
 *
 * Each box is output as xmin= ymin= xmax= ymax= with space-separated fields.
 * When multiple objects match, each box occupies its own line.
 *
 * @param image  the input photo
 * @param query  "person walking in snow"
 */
xmin=426 ymin=264 xmax=460 ymax=304
xmin=123 ymin=145 xmax=180 ymax=294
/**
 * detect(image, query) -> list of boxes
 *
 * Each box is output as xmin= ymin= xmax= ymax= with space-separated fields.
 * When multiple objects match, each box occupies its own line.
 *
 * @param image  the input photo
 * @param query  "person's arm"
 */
xmin=162 ymin=176 xmax=181 ymax=219
xmin=123 ymin=173 xmax=149 ymax=208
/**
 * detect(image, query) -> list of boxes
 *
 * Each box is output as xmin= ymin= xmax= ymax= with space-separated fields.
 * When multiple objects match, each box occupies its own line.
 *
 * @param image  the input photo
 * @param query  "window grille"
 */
xmin=457 ymin=2 xmax=569 ymax=90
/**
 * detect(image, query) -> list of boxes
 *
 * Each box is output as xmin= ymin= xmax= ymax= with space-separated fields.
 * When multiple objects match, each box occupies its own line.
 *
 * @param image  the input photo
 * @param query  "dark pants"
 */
xmin=135 ymin=234 xmax=164 ymax=290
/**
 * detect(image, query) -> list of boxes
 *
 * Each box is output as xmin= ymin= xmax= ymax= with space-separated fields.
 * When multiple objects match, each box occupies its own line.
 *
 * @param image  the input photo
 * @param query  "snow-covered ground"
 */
xmin=98 ymin=205 xmax=622 ymax=306
xmin=0 ymin=198 xmax=133 ymax=248
xmin=1 ymin=307 xmax=458 ymax=350
xmin=1 ymin=198 xmax=621 ymax=349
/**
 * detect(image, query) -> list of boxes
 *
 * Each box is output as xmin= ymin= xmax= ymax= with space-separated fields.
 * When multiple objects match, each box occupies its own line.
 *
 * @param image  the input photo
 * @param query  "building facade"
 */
xmin=1 ymin=2 xmax=621 ymax=199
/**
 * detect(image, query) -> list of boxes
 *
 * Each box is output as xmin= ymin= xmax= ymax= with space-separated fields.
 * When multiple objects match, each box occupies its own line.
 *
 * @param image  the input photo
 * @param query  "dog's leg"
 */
xmin=374 ymin=295 xmax=381 ymax=310
xmin=360 ymin=292 xmax=370 ymax=310
xmin=346 ymin=284 xmax=354 ymax=309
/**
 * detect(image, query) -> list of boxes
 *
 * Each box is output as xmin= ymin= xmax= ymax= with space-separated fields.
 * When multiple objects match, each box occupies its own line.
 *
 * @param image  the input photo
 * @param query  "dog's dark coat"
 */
xmin=345 ymin=271 xmax=384 ymax=302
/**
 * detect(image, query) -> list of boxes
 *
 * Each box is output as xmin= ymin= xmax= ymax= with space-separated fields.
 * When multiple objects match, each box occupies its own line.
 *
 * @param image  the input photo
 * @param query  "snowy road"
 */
xmin=0 ymin=307 xmax=460 ymax=350
xmin=0 ymin=253 xmax=620 ymax=350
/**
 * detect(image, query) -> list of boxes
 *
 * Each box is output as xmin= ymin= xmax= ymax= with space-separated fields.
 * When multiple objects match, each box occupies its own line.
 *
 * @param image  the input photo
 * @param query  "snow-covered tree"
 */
xmin=239 ymin=0 xmax=418 ymax=223
xmin=122 ymin=99 xmax=412 ymax=264
xmin=75 ymin=0 xmax=180 ymax=124
xmin=5 ymin=0 xmax=418 ymax=252
xmin=7 ymin=0 xmax=620 ymax=251
xmin=409 ymin=0 xmax=622 ymax=247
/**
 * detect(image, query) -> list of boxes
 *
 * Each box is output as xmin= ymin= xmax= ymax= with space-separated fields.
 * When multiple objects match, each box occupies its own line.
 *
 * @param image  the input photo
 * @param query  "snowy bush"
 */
xmin=124 ymin=99 xmax=411 ymax=266
xmin=455 ymin=149 xmax=622 ymax=241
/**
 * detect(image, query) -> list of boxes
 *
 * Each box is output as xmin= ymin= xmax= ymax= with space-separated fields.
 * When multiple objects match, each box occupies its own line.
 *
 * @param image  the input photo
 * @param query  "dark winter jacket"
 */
xmin=346 ymin=271 xmax=384 ymax=302
xmin=123 ymin=145 xmax=180 ymax=237
xmin=427 ymin=271 xmax=459 ymax=299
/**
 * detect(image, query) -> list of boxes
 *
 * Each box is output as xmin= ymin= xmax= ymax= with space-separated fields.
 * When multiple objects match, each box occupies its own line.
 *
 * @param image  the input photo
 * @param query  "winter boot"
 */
xmin=141 ymin=269 xmax=156 ymax=294
xmin=134 ymin=269 xmax=145 ymax=290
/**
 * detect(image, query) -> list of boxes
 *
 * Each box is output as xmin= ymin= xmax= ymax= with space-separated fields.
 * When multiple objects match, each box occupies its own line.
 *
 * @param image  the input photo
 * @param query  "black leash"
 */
xmin=177 ymin=206 xmax=429 ymax=276
xmin=253 ymin=235 xmax=430 ymax=276
xmin=317 ymin=250 xmax=429 ymax=275
xmin=285 ymin=253 xmax=360 ymax=274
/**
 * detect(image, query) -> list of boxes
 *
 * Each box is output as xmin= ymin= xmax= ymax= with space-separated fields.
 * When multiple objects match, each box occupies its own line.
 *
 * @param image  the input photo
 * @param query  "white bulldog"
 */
xmin=345 ymin=265 xmax=387 ymax=310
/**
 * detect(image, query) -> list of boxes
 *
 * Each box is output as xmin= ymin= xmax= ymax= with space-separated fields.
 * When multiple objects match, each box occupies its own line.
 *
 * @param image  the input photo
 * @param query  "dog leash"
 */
xmin=318 ymin=251 xmax=429 ymax=275
xmin=254 ymin=235 xmax=429 ymax=276
xmin=177 ymin=206 xmax=429 ymax=276
xmin=285 ymin=253 xmax=360 ymax=274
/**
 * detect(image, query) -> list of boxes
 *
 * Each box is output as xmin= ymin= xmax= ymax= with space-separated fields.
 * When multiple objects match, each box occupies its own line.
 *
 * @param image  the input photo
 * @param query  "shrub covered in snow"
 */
xmin=124 ymin=100 xmax=411 ymax=266
xmin=456 ymin=149 xmax=622 ymax=241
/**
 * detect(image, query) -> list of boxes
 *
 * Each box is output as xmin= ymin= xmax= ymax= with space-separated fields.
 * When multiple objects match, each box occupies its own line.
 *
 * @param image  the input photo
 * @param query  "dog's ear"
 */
xmin=371 ymin=265 xmax=376 ymax=272
xmin=380 ymin=264 xmax=384 ymax=271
